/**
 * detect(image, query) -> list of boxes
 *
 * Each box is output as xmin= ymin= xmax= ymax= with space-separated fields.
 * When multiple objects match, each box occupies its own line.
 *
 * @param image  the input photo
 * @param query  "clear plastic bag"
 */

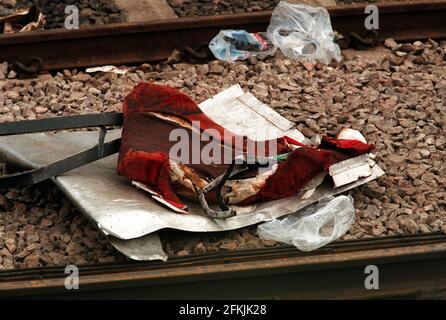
xmin=266 ymin=1 xmax=341 ymax=64
xmin=257 ymin=195 xmax=355 ymax=251
xmin=209 ymin=30 xmax=276 ymax=62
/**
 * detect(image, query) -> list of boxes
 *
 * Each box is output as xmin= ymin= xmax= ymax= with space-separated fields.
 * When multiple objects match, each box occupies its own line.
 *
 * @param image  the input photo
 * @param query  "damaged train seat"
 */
xmin=117 ymin=82 xmax=375 ymax=219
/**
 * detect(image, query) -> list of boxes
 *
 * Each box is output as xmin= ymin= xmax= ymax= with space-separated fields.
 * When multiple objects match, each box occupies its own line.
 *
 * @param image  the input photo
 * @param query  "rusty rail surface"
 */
xmin=1 ymin=233 xmax=446 ymax=299
xmin=0 ymin=1 xmax=445 ymax=71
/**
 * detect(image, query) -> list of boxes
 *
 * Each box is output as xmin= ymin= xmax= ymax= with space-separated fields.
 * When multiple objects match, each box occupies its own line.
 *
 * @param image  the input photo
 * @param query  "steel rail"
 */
xmin=1 ymin=232 xmax=446 ymax=299
xmin=2 ymin=232 xmax=443 ymax=278
xmin=0 ymin=1 xmax=445 ymax=71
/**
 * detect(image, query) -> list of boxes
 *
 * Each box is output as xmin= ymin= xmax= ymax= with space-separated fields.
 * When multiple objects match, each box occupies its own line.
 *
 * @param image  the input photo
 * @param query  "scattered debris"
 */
xmin=329 ymin=154 xmax=375 ymax=188
xmin=0 ymin=4 xmax=45 ymax=34
xmin=337 ymin=127 xmax=367 ymax=144
xmin=117 ymin=83 xmax=380 ymax=222
xmin=209 ymin=2 xmax=341 ymax=64
xmin=1 ymin=0 xmax=125 ymax=29
xmin=0 ymin=82 xmax=382 ymax=260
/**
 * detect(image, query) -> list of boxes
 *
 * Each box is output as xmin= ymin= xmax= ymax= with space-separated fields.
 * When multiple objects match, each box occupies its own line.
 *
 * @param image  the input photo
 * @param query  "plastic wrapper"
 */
xmin=209 ymin=30 xmax=276 ymax=62
xmin=266 ymin=1 xmax=341 ymax=64
xmin=257 ymin=195 xmax=355 ymax=251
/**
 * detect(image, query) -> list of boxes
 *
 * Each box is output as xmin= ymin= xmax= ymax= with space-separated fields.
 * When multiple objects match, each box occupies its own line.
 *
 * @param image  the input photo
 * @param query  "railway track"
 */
xmin=0 ymin=1 xmax=445 ymax=299
xmin=0 ymin=1 xmax=446 ymax=71
xmin=2 ymin=233 xmax=446 ymax=298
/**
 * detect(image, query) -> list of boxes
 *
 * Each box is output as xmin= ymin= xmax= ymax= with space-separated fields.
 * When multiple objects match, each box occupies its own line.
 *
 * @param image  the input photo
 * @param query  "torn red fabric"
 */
xmin=117 ymin=82 xmax=375 ymax=211
xmin=117 ymin=150 xmax=185 ymax=210
xmin=240 ymin=140 xmax=375 ymax=205
xmin=320 ymin=136 xmax=375 ymax=156
xmin=122 ymin=82 xmax=291 ymax=155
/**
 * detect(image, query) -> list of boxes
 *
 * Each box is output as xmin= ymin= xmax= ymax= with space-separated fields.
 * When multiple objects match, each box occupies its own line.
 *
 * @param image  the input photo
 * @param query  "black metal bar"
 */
xmin=0 ymin=113 xmax=123 ymax=136
xmin=0 ymin=138 xmax=121 ymax=188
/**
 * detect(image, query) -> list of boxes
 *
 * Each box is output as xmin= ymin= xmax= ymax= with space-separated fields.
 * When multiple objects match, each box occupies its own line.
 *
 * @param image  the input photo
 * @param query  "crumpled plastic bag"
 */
xmin=209 ymin=30 xmax=276 ymax=62
xmin=257 ymin=195 xmax=355 ymax=251
xmin=266 ymin=1 xmax=341 ymax=64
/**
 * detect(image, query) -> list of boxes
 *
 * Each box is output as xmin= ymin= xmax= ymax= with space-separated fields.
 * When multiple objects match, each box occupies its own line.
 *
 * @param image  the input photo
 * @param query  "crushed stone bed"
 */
xmin=0 ymin=39 xmax=445 ymax=266
xmin=0 ymin=182 xmax=126 ymax=269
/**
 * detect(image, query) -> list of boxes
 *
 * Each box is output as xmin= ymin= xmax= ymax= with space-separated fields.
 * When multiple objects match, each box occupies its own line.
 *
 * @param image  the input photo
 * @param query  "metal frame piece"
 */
xmin=0 ymin=113 xmax=123 ymax=187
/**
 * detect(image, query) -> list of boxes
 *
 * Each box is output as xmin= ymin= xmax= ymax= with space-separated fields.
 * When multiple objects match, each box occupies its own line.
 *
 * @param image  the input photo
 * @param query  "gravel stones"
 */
xmin=0 ymin=0 xmax=16 ymax=16
xmin=0 ymin=182 xmax=125 ymax=269
xmin=161 ymin=228 xmax=279 ymax=256
xmin=406 ymin=163 xmax=428 ymax=180
xmin=384 ymin=38 xmax=399 ymax=50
